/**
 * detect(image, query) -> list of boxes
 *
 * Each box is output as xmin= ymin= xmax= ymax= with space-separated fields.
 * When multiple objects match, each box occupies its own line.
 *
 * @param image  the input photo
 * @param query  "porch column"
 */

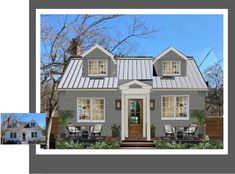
xmin=121 ymin=92 xmax=125 ymax=140
xmin=146 ymin=92 xmax=151 ymax=141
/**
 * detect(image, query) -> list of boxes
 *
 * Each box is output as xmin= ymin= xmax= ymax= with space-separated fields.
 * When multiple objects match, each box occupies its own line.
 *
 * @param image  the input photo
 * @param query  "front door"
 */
xmin=22 ymin=133 xmax=26 ymax=141
xmin=128 ymin=99 xmax=143 ymax=139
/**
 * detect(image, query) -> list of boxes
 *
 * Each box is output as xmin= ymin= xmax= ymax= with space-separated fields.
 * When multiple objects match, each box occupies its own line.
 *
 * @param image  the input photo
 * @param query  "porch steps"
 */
xmin=120 ymin=140 xmax=155 ymax=148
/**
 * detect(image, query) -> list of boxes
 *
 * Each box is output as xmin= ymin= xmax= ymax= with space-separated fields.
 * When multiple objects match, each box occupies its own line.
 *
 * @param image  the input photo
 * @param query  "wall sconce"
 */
xmin=115 ymin=99 xmax=121 ymax=110
xmin=150 ymin=99 xmax=155 ymax=110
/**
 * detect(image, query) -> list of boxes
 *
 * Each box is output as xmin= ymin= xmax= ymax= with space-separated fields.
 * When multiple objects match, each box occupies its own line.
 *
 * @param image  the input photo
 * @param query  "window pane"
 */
xmin=92 ymin=99 xmax=104 ymax=120
xmin=98 ymin=60 xmax=107 ymax=75
xmin=162 ymin=96 xmax=174 ymax=118
xmin=163 ymin=62 xmax=171 ymax=75
xmin=88 ymin=61 xmax=98 ymax=75
xmin=176 ymin=96 xmax=189 ymax=118
xmin=78 ymin=99 xmax=91 ymax=120
xmin=88 ymin=60 xmax=107 ymax=75
xmin=172 ymin=62 xmax=180 ymax=75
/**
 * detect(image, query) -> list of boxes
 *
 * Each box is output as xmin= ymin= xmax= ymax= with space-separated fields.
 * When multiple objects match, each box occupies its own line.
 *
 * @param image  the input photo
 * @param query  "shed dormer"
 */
xmin=82 ymin=44 xmax=117 ymax=78
xmin=153 ymin=47 xmax=187 ymax=77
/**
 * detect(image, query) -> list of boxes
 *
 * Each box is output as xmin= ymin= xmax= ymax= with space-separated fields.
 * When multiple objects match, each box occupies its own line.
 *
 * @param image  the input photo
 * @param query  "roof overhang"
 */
xmin=82 ymin=44 xmax=117 ymax=64
xmin=153 ymin=47 xmax=188 ymax=64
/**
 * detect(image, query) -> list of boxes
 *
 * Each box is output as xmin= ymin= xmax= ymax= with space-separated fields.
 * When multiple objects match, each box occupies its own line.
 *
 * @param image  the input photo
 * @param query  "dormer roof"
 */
xmin=82 ymin=44 xmax=117 ymax=64
xmin=153 ymin=47 xmax=188 ymax=64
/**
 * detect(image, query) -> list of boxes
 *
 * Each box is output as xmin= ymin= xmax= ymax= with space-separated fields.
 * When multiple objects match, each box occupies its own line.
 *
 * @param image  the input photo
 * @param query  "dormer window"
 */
xmin=88 ymin=60 xmax=108 ymax=76
xmin=30 ymin=122 xmax=35 ymax=127
xmin=12 ymin=123 xmax=17 ymax=127
xmin=162 ymin=61 xmax=181 ymax=76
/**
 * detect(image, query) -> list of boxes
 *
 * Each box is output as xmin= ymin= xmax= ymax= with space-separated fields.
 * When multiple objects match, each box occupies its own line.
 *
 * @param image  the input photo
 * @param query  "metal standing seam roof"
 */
xmin=152 ymin=59 xmax=208 ymax=89
xmin=58 ymin=58 xmax=207 ymax=89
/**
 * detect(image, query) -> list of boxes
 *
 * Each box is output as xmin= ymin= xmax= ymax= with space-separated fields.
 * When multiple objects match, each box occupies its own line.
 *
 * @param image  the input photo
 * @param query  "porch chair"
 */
xmin=164 ymin=125 xmax=176 ymax=138
xmin=185 ymin=124 xmax=197 ymax=137
xmin=67 ymin=125 xmax=80 ymax=138
xmin=90 ymin=124 xmax=103 ymax=137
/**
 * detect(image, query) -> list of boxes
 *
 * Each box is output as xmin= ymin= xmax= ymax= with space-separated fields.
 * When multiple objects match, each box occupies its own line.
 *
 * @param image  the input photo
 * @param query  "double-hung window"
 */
xmin=88 ymin=60 xmax=108 ymax=76
xmin=10 ymin=132 xmax=17 ymax=139
xmin=161 ymin=95 xmax=189 ymax=120
xmin=77 ymin=98 xmax=105 ymax=122
xmin=162 ymin=61 xmax=181 ymax=76
xmin=31 ymin=132 xmax=38 ymax=138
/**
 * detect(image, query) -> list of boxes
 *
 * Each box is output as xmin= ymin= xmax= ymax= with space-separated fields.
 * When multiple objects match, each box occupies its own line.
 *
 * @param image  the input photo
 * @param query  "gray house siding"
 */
xmin=59 ymin=90 xmax=206 ymax=137
xmin=58 ymin=90 xmax=121 ymax=136
xmin=150 ymin=90 xmax=206 ymax=137
xmin=82 ymin=48 xmax=117 ymax=77
xmin=154 ymin=50 xmax=187 ymax=76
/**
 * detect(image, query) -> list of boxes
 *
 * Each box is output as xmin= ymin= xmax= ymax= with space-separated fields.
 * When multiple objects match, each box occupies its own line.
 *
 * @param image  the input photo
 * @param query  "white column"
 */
xmin=143 ymin=95 xmax=146 ymax=138
xmin=146 ymin=92 xmax=151 ymax=141
xmin=121 ymin=92 xmax=125 ymax=141
xmin=125 ymin=95 xmax=128 ymax=137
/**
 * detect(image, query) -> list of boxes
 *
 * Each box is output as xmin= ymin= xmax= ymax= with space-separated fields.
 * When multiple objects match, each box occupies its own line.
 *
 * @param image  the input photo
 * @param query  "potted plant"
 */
xmin=111 ymin=123 xmax=121 ymax=138
xmin=151 ymin=124 xmax=156 ymax=138
xmin=192 ymin=111 xmax=205 ymax=138
xmin=59 ymin=111 xmax=73 ymax=139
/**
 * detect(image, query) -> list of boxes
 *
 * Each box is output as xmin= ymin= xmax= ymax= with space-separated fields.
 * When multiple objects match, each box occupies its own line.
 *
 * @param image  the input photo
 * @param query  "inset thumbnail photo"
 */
xmin=0 ymin=113 xmax=46 ymax=145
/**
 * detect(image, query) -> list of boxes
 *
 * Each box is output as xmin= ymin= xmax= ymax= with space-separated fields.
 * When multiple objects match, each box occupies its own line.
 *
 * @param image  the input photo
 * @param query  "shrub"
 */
xmin=89 ymin=140 xmax=120 ymax=149
xmin=156 ymin=140 xmax=223 ymax=149
xmin=56 ymin=140 xmax=120 ymax=149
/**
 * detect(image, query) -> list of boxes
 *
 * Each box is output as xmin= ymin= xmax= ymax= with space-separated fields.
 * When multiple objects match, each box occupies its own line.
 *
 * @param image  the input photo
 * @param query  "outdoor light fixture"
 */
xmin=115 ymin=99 xmax=121 ymax=110
xmin=150 ymin=99 xmax=155 ymax=110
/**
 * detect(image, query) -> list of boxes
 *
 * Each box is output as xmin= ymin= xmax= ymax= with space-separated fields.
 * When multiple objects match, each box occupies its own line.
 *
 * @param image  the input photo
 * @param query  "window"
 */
xmin=30 ymin=122 xmax=35 ymax=127
xmin=162 ymin=61 xmax=181 ymax=75
xmin=129 ymin=99 xmax=141 ymax=124
xmin=176 ymin=96 xmax=189 ymax=118
xmin=77 ymin=98 xmax=105 ymax=122
xmin=12 ymin=123 xmax=17 ymax=127
xmin=161 ymin=96 xmax=189 ymax=120
xmin=10 ymin=132 xmax=17 ymax=139
xmin=162 ymin=96 xmax=175 ymax=119
xmin=88 ymin=60 xmax=107 ymax=76
xmin=31 ymin=132 xmax=38 ymax=138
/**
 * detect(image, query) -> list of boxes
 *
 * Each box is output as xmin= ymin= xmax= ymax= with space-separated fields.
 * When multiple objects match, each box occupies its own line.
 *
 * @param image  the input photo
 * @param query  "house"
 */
xmin=58 ymin=44 xmax=208 ymax=141
xmin=4 ymin=119 xmax=44 ymax=144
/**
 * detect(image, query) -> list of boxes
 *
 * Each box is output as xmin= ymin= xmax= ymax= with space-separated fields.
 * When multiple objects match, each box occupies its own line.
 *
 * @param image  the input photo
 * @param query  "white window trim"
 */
xmin=161 ymin=95 xmax=189 ymax=120
xmin=77 ymin=97 xmax=105 ymax=123
xmin=88 ymin=59 xmax=108 ymax=76
xmin=10 ymin=132 xmax=17 ymax=139
xmin=31 ymin=132 xmax=38 ymax=138
xmin=162 ymin=61 xmax=181 ymax=76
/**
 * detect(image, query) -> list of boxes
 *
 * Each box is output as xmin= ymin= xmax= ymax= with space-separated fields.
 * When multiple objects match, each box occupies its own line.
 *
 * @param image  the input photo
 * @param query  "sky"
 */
xmin=41 ymin=14 xmax=224 ymax=73
xmin=112 ymin=15 xmax=223 ymax=73
xmin=1 ymin=113 xmax=46 ymax=128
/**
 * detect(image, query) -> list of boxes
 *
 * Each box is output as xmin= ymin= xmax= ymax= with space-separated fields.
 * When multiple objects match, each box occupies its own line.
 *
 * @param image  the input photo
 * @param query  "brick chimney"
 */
xmin=70 ymin=39 xmax=82 ymax=57
xmin=7 ymin=117 xmax=12 ymax=128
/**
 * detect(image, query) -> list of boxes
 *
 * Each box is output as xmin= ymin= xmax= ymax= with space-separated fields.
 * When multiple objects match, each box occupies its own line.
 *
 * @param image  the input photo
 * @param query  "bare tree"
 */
xmin=0 ymin=113 xmax=16 ymax=144
xmin=41 ymin=15 xmax=159 ymax=148
xmin=204 ymin=63 xmax=223 ymax=116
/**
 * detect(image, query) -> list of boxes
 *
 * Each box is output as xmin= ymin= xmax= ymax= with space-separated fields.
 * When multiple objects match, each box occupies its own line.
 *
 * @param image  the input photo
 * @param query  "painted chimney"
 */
xmin=70 ymin=39 xmax=82 ymax=57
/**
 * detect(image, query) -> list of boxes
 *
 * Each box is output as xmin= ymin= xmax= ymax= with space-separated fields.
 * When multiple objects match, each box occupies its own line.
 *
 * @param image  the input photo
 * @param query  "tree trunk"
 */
xmin=46 ymin=108 xmax=56 ymax=149
xmin=46 ymin=117 xmax=52 ymax=149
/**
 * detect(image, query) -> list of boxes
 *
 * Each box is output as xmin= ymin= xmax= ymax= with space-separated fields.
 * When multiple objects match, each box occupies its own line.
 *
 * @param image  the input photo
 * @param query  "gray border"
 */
xmin=29 ymin=0 xmax=234 ymax=173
